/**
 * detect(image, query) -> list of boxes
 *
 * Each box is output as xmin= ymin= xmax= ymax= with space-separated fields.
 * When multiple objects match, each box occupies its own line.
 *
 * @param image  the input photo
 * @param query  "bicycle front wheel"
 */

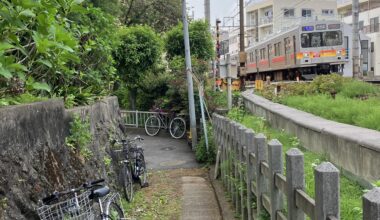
xmin=169 ymin=117 xmax=186 ymax=139
xmin=122 ymin=165 xmax=134 ymax=202
xmin=106 ymin=201 xmax=125 ymax=220
xmin=145 ymin=115 xmax=161 ymax=136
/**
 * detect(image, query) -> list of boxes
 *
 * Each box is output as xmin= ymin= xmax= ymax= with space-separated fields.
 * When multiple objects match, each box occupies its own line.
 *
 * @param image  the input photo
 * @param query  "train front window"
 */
xmin=301 ymin=31 xmax=342 ymax=48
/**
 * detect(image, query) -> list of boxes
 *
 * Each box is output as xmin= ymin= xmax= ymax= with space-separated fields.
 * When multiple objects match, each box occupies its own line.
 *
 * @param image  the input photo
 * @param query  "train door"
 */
xmin=267 ymin=44 xmax=272 ymax=68
xmin=361 ymin=40 xmax=369 ymax=74
xmin=293 ymin=36 xmax=297 ymax=65
xmin=344 ymin=36 xmax=349 ymax=60
xmin=285 ymin=37 xmax=290 ymax=66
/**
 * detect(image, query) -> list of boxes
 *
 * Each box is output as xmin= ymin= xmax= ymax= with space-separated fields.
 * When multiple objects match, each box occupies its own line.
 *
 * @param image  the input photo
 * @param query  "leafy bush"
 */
xmin=195 ymin=124 xmax=216 ymax=164
xmin=0 ymin=93 xmax=47 ymax=107
xmin=66 ymin=115 xmax=93 ymax=160
xmin=310 ymin=73 xmax=347 ymax=94
xmin=0 ymin=0 xmax=119 ymax=106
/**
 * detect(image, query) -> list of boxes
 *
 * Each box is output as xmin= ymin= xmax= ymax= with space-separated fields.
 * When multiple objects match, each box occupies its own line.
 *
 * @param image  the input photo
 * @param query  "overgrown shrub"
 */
xmin=310 ymin=73 xmax=347 ymax=94
xmin=195 ymin=124 xmax=216 ymax=164
xmin=66 ymin=115 xmax=93 ymax=160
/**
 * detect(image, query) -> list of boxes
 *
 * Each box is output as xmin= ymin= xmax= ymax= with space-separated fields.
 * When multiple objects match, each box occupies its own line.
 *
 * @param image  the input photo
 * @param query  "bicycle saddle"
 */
xmin=89 ymin=186 xmax=110 ymax=199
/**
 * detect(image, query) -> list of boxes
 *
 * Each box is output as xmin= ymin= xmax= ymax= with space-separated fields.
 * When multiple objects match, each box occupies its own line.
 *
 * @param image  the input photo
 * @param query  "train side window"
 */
xmin=371 ymin=42 xmax=375 ymax=53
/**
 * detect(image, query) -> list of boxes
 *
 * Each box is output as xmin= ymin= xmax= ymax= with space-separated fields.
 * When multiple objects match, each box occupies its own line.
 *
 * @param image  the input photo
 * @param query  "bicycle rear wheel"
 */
xmin=122 ymin=165 xmax=133 ymax=202
xmin=169 ymin=117 xmax=186 ymax=139
xmin=106 ymin=201 xmax=125 ymax=220
xmin=136 ymin=150 xmax=148 ymax=187
xmin=145 ymin=115 xmax=161 ymax=136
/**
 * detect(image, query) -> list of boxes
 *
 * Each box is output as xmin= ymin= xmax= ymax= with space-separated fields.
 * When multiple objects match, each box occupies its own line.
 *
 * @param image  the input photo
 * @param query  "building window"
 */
xmin=359 ymin=21 xmax=364 ymax=30
xmin=322 ymin=9 xmax=334 ymax=16
xmin=283 ymin=8 xmax=295 ymax=17
xmin=302 ymin=9 xmax=312 ymax=17
xmin=264 ymin=10 xmax=272 ymax=17
xmin=370 ymin=17 xmax=379 ymax=33
xmin=371 ymin=42 xmax=375 ymax=53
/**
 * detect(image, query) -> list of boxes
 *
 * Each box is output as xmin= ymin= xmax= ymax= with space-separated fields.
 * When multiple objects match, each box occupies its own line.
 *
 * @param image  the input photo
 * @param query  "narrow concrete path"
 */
xmin=126 ymin=128 xmax=222 ymax=219
xmin=126 ymin=128 xmax=200 ymax=170
xmin=181 ymin=177 xmax=222 ymax=220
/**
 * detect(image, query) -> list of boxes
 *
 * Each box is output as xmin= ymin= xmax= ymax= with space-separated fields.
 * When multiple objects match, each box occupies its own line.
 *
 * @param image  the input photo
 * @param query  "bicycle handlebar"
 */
xmin=41 ymin=179 xmax=105 ymax=205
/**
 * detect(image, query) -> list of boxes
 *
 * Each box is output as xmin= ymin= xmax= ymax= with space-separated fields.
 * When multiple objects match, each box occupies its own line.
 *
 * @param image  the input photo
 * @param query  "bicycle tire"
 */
xmin=169 ymin=117 xmax=186 ymax=139
xmin=137 ymin=151 xmax=148 ymax=187
xmin=122 ymin=165 xmax=133 ymax=202
xmin=144 ymin=115 xmax=161 ymax=136
xmin=106 ymin=201 xmax=125 ymax=220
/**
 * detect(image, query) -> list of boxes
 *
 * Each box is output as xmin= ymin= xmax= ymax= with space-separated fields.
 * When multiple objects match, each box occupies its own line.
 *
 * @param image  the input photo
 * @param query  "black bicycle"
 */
xmin=37 ymin=179 xmax=125 ymax=220
xmin=112 ymin=136 xmax=148 ymax=202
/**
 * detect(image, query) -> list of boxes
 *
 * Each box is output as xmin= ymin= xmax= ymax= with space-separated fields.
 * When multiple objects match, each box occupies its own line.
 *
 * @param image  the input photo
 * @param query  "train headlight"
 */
xmin=303 ymin=53 xmax=309 ymax=57
xmin=337 ymin=50 xmax=342 ymax=55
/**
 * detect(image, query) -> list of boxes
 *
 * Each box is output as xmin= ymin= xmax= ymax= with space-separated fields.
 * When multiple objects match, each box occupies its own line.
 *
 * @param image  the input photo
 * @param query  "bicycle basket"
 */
xmin=37 ymin=191 xmax=94 ymax=220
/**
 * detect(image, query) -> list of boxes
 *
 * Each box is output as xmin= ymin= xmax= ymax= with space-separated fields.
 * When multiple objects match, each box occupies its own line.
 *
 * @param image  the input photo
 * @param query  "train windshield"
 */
xmin=301 ymin=31 xmax=342 ymax=48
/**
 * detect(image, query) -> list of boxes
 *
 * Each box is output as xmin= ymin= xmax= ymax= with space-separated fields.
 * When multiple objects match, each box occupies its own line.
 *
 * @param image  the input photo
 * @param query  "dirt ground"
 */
xmin=122 ymin=168 xmax=210 ymax=220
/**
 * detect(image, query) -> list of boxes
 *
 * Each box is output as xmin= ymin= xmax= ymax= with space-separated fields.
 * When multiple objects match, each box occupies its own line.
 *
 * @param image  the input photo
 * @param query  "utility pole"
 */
xmin=216 ymin=19 xmax=222 ymax=91
xmin=205 ymin=0 xmax=211 ymax=26
xmin=239 ymin=0 xmax=247 ymax=88
xmin=352 ymin=0 xmax=361 ymax=79
xmin=182 ymin=0 xmax=197 ymax=149
xmin=227 ymin=54 xmax=232 ymax=109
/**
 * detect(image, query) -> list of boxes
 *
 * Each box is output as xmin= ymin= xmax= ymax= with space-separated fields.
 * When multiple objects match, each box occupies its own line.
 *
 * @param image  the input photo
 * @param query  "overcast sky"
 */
xmin=187 ymin=0 xmax=238 ymax=25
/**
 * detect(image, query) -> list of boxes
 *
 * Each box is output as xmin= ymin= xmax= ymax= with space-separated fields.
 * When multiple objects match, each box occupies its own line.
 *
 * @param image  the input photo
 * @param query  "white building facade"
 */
xmin=246 ymin=0 xmax=338 ymax=46
xmin=338 ymin=0 xmax=380 ymax=77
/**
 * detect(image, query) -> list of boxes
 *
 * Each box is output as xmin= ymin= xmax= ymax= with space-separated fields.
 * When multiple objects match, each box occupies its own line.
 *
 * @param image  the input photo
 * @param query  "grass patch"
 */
xmin=281 ymin=95 xmax=380 ymax=131
xmin=257 ymin=74 xmax=380 ymax=131
xmin=227 ymin=108 xmax=364 ymax=220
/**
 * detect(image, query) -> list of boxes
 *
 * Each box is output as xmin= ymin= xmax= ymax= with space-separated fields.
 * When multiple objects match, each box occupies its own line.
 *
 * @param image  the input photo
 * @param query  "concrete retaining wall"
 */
xmin=0 ymin=97 xmax=124 ymax=220
xmin=242 ymin=91 xmax=380 ymax=187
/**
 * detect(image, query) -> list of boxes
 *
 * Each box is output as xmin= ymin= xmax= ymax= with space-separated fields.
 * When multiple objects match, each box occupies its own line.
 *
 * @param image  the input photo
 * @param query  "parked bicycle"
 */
xmin=112 ymin=136 xmax=148 ymax=202
xmin=37 ymin=179 xmax=125 ymax=220
xmin=144 ymin=109 xmax=186 ymax=139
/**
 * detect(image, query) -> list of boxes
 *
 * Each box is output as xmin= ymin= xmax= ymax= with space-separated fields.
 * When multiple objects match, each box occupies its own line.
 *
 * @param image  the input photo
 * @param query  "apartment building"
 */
xmin=246 ymin=0 xmax=338 ymax=46
xmin=338 ymin=0 xmax=380 ymax=77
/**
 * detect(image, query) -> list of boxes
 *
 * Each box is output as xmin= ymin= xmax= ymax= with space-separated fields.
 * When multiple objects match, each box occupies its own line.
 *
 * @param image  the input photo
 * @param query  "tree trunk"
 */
xmin=129 ymin=88 xmax=137 ymax=110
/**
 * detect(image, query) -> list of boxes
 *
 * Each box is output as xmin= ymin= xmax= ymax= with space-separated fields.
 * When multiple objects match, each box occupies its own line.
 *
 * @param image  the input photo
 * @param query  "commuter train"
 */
xmin=224 ymin=20 xmax=369 ymax=81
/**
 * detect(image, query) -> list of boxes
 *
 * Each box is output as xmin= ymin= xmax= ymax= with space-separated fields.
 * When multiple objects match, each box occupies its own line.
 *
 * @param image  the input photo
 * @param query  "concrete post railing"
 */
xmin=212 ymin=113 xmax=380 ymax=220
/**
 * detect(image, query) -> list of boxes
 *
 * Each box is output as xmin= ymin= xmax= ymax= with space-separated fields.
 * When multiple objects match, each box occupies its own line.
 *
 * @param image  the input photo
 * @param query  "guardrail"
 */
xmin=120 ymin=110 xmax=169 ymax=128
xmin=213 ymin=113 xmax=380 ymax=220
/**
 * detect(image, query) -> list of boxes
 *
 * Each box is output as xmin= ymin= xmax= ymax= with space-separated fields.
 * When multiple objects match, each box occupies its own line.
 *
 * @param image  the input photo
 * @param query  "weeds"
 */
xmin=65 ymin=115 xmax=93 ymax=160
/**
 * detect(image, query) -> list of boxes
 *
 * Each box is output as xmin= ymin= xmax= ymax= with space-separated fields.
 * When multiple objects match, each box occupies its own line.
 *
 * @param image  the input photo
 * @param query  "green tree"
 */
xmin=114 ymin=25 xmax=162 ymax=110
xmin=165 ymin=21 xmax=214 ymax=61
xmin=121 ymin=0 xmax=182 ymax=32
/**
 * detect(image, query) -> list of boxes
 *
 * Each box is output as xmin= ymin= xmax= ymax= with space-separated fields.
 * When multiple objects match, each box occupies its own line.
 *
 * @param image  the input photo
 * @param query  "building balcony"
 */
xmin=259 ymin=16 xmax=273 ymax=27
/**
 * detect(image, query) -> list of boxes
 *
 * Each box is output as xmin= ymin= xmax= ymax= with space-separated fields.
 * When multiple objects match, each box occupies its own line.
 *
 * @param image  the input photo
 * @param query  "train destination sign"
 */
xmin=328 ymin=24 xmax=341 ymax=29
xmin=316 ymin=24 xmax=327 ymax=30
xmin=302 ymin=26 xmax=314 ymax=31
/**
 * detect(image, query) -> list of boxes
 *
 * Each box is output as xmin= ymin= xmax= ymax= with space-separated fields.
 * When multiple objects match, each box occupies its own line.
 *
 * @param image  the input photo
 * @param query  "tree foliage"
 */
xmin=0 ymin=0 xmax=119 ymax=106
xmin=114 ymin=25 xmax=162 ymax=109
xmin=120 ymin=0 xmax=182 ymax=33
xmin=165 ymin=21 xmax=214 ymax=61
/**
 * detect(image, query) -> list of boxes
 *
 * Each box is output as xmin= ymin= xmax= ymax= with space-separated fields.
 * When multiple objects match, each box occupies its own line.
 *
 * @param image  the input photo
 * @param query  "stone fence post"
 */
xmin=255 ymin=133 xmax=267 ymax=218
xmin=268 ymin=140 xmax=284 ymax=220
xmin=245 ymin=130 xmax=255 ymax=220
xmin=363 ymin=187 xmax=380 ymax=220
xmin=286 ymin=148 xmax=305 ymax=220
xmin=315 ymin=162 xmax=340 ymax=220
